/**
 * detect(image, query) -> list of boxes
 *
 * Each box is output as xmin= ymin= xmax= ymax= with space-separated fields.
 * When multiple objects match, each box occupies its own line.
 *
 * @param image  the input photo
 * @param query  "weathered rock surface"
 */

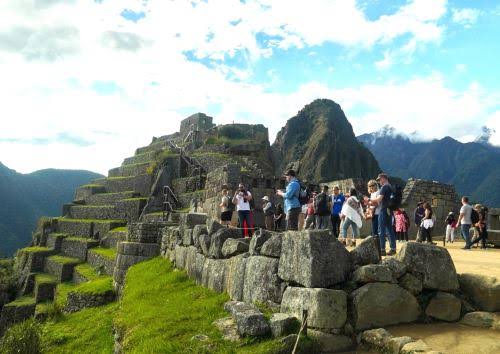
xmin=459 ymin=273 xmax=500 ymax=312
xmin=224 ymin=301 xmax=270 ymax=336
xmin=225 ymin=253 xmax=249 ymax=301
xmin=361 ymin=328 xmax=392 ymax=349
xmin=399 ymin=273 xmax=423 ymax=295
xmin=249 ymin=229 xmax=272 ymax=255
xmin=181 ymin=213 xmax=208 ymax=229
xmin=199 ymin=233 xmax=211 ymax=256
xmin=425 ymin=292 xmax=461 ymax=322
xmin=308 ymin=329 xmax=355 ymax=353
xmin=243 ymin=256 xmax=282 ymax=304
xmin=270 ymin=313 xmax=298 ymax=338
xmin=192 ymin=224 xmax=208 ymax=250
xmin=351 ymin=283 xmax=420 ymax=330
xmin=208 ymin=228 xmax=241 ymax=259
xmin=461 ymin=311 xmax=497 ymax=328
xmin=278 ymin=230 xmax=352 ymax=288
xmin=260 ymin=234 xmax=282 ymax=258
xmin=281 ymin=287 xmax=347 ymax=331
xmin=350 ymin=236 xmax=380 ymax=266
xmin=213 ymin=317 xmax=240 ymax=342
xmin=201 ymin=258 xmax=227 ymax=293
xmin=400 ymin=339 xmax=430 ymax=354
xmin=222 ymin=238 xmax=249 ymax=258
xmin=352 ymin=264 xmax=392 ymax=283
xmin=206 ymin=218 xmax=224 ymax=236
xmin=381 ymin=257 xmax=407 ymax=280
xmin=396 ymin=242 xmax=458 ymax=291
xmin=387 ymin=336 xmax=414 ymax=354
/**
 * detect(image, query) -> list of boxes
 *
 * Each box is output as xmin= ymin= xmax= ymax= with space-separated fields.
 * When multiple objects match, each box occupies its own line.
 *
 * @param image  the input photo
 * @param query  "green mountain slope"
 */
xmin=0 ymin=162 xmax=103 ymax=256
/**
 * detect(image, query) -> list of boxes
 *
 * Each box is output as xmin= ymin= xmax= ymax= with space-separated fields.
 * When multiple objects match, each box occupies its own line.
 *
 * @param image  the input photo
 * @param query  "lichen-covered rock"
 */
xmin=224 ymin=301 xmax=270 ymax=337
xmin=350 ymin=236 xmax=380 ymax=266
xmin=278 ymin=230 xmax=352 ymax=288
xmin=270 ymin=313 xmax=298 ymax=338
xmin=225 ymin=253 xmax=248 ymax=301
xmin=461 ymin=312 xmax=497 ymax=328
xmin=352 ymin=264 xmax=392 ymax=283
xmin=307 ymin=330 xmax=355 ymax=353
xmin=401 ymin=339 xmax=430 ymax=353
xmin=260 ymin=234 xmax=282 ymax=258
xmin=459 ymin=273 xmax=500 ymax=312
xmin=201 ymin=258 xmax=227 ymax=293
xmin=222 ymin=238 xmax=249 ymax=258
xmin=361 ymin=328 xmax=392 ymax=349
xmin=396 ymin=243 xmax=458 ymax=292
xmin=192 ymin=224 xmax=208 ymax=250
xmin=399 ymin=273 xmax=423 ymax=295
xmin=425 ymin=292 xmax=461 ymax=322
xmin=351 ymin=283 xmax=421 ymax=331
xmin=280 ymin=287 xmax=347 ymax=331
xmin=381 ymin=257 xmax=407 ymax=280
xmin=199 ymin=233 xmax=211 ymax=256
xmin=213 ymin=317 xmax=240 ymax=342
xmin=209 ymin=228 xmax=242 ymax=259
xmin=182 ymin=228 xmax=194 ymax=246
xmin=386 ymin=336 xmax=414 ymax=354
xmin=180 ymin=212 xmax=208 ymax=228
xmin=206 ymin=218 xmax=224 ymax=236
xmin=174 ymin=246 xmax=188 ymax=269
xmin=249 ymin=229 xmax=272 ymax=255
xmin=243 ymin=256 xmax=282 ymax=304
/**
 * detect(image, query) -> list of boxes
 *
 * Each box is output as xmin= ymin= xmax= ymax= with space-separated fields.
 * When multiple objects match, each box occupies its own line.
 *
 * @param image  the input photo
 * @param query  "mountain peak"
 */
xmin=474 ymin=126 xmax=495 ymax=146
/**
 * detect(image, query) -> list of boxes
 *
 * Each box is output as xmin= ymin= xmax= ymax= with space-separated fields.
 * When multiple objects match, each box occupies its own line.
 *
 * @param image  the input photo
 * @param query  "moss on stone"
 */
xmin=121 ymin=197 xmax=148 ymax=202
xmin=79 ymin=184 xmax=103 ymax=188
xmin=110 ymin=226 xmax=128 ymax=232
xmin=35 ymin=273 xmax=58 ymax=285
xmin=58 ymin=218 xmax=126 ymax=224
xmin=73 ymin=277 xmax=113 ymax=296
xmin=90 ymin=247 xmax=116 ymax=260
xmin=7 ymin=296 xmax=36 ymax=307
xmin=74 ymin=263 xmax=100 ymax=281
xmin=19 ymin=246 xmax=52 ymax=254
xmin=47 ymin=255 xmax=82 ymax=266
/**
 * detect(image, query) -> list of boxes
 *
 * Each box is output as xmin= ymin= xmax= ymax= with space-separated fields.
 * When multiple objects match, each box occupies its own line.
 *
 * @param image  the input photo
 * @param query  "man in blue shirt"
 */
xmin=276 ymin=169 xmax=301 ymax=230
xmin=330 ymin=185 xmax=345 ymax=238
xmin=370 ymin=173 xmax=397 ymax=256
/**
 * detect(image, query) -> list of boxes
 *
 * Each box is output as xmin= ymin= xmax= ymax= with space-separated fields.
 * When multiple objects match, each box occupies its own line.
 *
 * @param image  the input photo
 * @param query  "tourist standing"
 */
xmin=420 ymin=202 xmax=434 ymax=243
xmin=262 ymin=196 xmax=275 ymax=231
xmin=414 ymin=202 xmax=425 ymax=242
xmin=457 ymin=196 xmax=473 ymax=250
xmin=330 ymin=185 xmax=345 ymax=238
xmin=367 ymin=180 xmax=381 ymax=239
xmin=315 ymin=185 xmax=331 ymax=230
xmin=219 ymin=189 xmax=233 ymax=226
xmin=276 ymin=169 xmax=301 ymax=231
xmin=232 ymin=183 xmax=253 ymax=237
xmin=470 ymin=205 xmax=488 ymax=249
xmin=340 ymin=188 xmax=364 ymax=245
xmin=445 ymin=212 xmax=456 ymax=243
xmin=274 ymin=204 xmax=284 ymax=231
xmin=370 ymin=173 xmax=397 ymax=256
xmin=395 ymin=208 xmax=409 ymax=242
xmin=304 ymin=193 xmax=317 ymax=229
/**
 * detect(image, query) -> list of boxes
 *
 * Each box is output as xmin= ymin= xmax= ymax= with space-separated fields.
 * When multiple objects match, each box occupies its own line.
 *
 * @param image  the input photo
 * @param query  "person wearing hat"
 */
xmin=414 ymin=201 xmax=425 ymax=242
xmin=370 ymin=173 xmax=397 ymax=256
xmin=445 ymin=211 xmax=456 ymax=243
xmin=262 ymin=196 xmax=275 ymax=231
xmin=276 ymin=169 xmax=301 ymax=230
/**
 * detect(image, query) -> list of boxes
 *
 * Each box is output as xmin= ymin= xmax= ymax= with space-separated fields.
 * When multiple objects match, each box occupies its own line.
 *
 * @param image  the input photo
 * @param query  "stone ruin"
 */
xmin=1 ymin=112 xmax=498 ymax=353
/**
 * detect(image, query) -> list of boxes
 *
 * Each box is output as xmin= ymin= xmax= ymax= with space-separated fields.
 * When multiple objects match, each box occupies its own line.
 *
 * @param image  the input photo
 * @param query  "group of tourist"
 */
xmin=219 ymin=169 xmax=490 ymax=253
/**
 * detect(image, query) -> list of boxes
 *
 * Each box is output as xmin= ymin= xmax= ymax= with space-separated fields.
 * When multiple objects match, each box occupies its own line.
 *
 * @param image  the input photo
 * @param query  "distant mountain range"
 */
xmin=358 ymin=126 xmax=500 ymax=207
xmin=0 ymin=163 xmax=103 ymax=256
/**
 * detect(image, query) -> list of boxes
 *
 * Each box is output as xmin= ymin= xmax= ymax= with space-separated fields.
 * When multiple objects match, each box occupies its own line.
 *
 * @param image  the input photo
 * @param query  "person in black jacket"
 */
xmin=414 ymin=201 xmax=425 ymax=242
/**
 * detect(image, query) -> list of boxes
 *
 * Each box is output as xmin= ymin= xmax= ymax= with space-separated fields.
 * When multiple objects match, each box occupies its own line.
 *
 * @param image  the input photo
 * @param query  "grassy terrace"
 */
xmin=57 ymin=217 xmax=126 ymax=224
xmin=7 ymin=296 xmax=35 ymax=307
xmin=35 ymin=273 xmax=57 ymax=285
xmin=110 ymin=226 xmax=128 ymax=232
xmin=78 ymin=184 xmax=104 ymax=188
xmin=19 ymin=246 xmax=52 ymax=253
xmin=74 ymin=263 xmax=100 ymax=281
xmin=121 ymin=197 xmax=148 ymax=202
xmin=47 ymin=255 xmax=82 ymax=266
xmin=75 ymin=277 xmax=113 ymax=295
xmin=90 ymin=247 xmax=116 ymax=260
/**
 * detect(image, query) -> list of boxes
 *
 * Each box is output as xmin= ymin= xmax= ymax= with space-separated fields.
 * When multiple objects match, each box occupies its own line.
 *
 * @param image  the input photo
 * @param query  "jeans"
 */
xmin=238 ymin=210 xmax=253 ymax=237
xmin=421 ymin=227 xmax=432 ymax=242
xmin=371 ymin=216 xmax=379 ymax=237
xmin=471 ymin=229 xmax=488 ymax=248
xmin=315 ymin=215 xmax=330 ymax=230
xmin=305 ymin=215 xmax=315 ymax=229
xmin=287 ymin=207 xmax=301 ymax=231
xmin=341 ymin=217 xmax=359 ymax=238
xmin=379 ymin=209 xmax=396 ymax=251
xmin=461 ymin=224 xmax=471 ymax=248
xmin=330 ymin=214 xmax=341 ymax=238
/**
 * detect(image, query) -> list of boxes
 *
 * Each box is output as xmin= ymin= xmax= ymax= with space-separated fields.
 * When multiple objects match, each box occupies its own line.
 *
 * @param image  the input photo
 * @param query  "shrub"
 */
xmin=0 ymin=319 xmax=43 ymax=354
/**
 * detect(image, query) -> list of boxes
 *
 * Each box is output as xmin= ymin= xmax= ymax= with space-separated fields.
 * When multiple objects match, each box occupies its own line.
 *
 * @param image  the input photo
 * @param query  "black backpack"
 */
xmin=470 ymin=208 xmax=479 ymax=224
xmin=314 ymin=193 xmax=329 ymax=215
xmin=297 ymin=180 xmax=311 ymax=206
xmin=388 ymin=184 xmax=403 ymax=211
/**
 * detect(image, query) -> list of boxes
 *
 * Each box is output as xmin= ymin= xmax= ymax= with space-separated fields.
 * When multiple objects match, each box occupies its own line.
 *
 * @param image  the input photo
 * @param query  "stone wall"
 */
xmin=180 ymin=113 xmax=215 ymax=137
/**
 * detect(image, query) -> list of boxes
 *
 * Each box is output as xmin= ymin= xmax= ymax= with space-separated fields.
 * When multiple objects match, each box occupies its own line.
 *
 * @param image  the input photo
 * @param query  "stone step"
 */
xmin=34 ymin=274 xmax=57 ymax=303
xmin=61 ymin=237 xmax=100 ymax=260
xmin=64 ymin=276 xmax=115 ymax=313
xmin=92 ymin=175 xmax=152 ymax=196
xmin=43 ymin=255 xmax=82 ymax=282
xmin=56 ymin=218 xmax=127 ymax=238
xmin=101 ymin=227 xmax=128 ymax=249
xmin=68 ymin=205 xmax=123 ymax=220
xmin=108 ymin=162 xmax=151 ymax=178
xmin=45 ymin=233 xmax=69 ymax=252
xmin=0 ymin=296 xmax=36 ymax=333
xmin=84 ymin=191 xmax=139 ymax=205
xmin=177 ymin=190 xmax=206 ymax=208
xmin=16 ymin=247 xmax=56 ymax=273
xmin=74 ymin=184 xmax=107 ymax=202
xmin=72 ymin=263 xmax=101 ymax=284
xmin=122 ymin=151 xmax=157 ymax=166
xmin=87 ymin=248 xmax=116 ymax=276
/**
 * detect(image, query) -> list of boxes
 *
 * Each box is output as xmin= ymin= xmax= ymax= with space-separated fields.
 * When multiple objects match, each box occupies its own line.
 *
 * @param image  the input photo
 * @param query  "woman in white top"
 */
xmin=340 ymin=188 xmax=365 ymax=245
xmin=366 ymin=180 xmax=381 ymax=238
xmin=232 ymin=183 xmax=253 ymax=237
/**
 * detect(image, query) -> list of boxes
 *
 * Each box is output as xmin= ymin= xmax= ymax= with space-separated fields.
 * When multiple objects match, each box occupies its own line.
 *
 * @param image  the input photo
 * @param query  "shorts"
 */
xmin=221 ymin=211 xmax=232 ymax=221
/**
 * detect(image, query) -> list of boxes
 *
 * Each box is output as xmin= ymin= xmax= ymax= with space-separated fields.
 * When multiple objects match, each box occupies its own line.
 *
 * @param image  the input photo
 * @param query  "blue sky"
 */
xmin=0 ymin=0 xmax=499 ymax=174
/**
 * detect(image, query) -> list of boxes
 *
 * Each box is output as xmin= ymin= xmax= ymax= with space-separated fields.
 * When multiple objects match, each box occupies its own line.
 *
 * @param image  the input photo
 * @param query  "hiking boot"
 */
xmin=387 ymin=249 xmax=397 ymax=256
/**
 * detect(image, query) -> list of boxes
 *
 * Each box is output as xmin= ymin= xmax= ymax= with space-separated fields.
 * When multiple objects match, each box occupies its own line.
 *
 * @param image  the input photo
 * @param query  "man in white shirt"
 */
xmin=457 ymin=196 xmax=473 ymax=250
xmin=232 ymin=183 xmax=253 ymax=237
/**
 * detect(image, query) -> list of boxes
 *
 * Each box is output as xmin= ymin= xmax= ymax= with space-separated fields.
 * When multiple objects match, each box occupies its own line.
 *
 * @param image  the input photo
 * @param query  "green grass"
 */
xmin=58 ymin=218 xmax=126 ymax=224
xmin=79 ymin=184 xmax=104 ymax=189
xmin=55 ymin=282 xmax=77 ymax=307
xmin=73 ymin=277 xmax=113 ymax=296
xmin=19 ymin=246 xmax=52 ymax=253
xmin=35 ymin=273 xmax=57 ymax=285
xmin=74 ymin=263 xmax=100 ymax=281
xmin=7 ymin=296 xmax=36 ymax=307
xmin=47 ymin=255 xmax=82 ymax=266
xmin=90 ymin=247 xmax=117 ymax=260
xmin=42 ymin=303 xmax=118 ymax=354
xmin=110 ymin=226 xmax=128 ymax=232
xmin=115 ymin=257 xmax=283 ymax=353
xmin=121 ymin=197 xmax=148 ymax=202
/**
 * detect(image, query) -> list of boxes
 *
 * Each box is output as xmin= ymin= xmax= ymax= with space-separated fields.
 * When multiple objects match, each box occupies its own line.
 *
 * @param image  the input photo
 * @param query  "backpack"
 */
xmin=314 ymin=193 xmax=329 ymax=215
xmin=470 ymin=208 xmax=479 ymax=224
xmin=297 ymin=180 xmax=311 ymax=206
xmin=388 ymin=184 xmax=403 ymax=211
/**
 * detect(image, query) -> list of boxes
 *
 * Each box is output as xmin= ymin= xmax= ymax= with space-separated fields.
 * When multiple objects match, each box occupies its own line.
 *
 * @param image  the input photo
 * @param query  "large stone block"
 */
xmin=425 ymin=292 xmax=461 ymax=322
xmin=280 ymin=287 xmax=347 ymax=331
xmin=308 ymin=330 xmax=354 ymax=353
xmin=249 ymin=229 xmax=272 ymax=255
xmin=350 ymin=283 xmax=421 ymax=331
xmin=225 ymin=253 xmax=249 ymax=301
xmin=199 ymin=233 xmax=212 ymax=256
xmin=180 ymin=212 xmax=208 ymax=228
xmin=243 ymin=256 xmax=282 ymax=305
xmin=224 ymin=301 xmax=270 ymax=337
xmin=260 ymin=234 xmax=282 ymax=258
xmin=459 ymin=273 xmax=500 ymax=312
xmin=278 ymin=230 xmax=352 ymax=288
xmin=182 ymin=228 xmax=194 ymax=246
xmin=352 ymin=264 xmax=392 ymax=284
xmin=350 ymin=236 xmax=380 ymax=266
xmin=222 ymin=238 xmax=249 ymax=258
xmin=396 ymin=242 xmax=458 ymax=291
xmin=209 ymin=228 xmax=241 ymax=259
xmin=270 ymin=313 xmax=298 ymax=338
xmin=206 ymin=218 xmax=224 ymax=236
xmin=174 ymin=246 xmax=188 ymax=269
xmin=461 ymin=312 xmax=497 ymax=328
xmin=381 ymin=257 xmax=407 ymax=280
xmin=399 ymin=273 xmax=423 ymax=295
xmin=117 ymin=242 xmax=159 ymax=257
xmin=201 ymin=258 xmax=227 ymax=293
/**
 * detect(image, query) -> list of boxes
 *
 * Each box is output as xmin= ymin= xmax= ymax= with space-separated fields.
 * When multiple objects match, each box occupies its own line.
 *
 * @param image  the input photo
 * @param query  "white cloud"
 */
xmin=451 ymin=8 xmax=481 ymax=28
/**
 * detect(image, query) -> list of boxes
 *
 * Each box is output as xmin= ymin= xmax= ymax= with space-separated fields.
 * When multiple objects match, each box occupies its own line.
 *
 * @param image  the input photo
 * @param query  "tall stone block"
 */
xmin=243 ymin=256 xmax=282 ymax=305
xmin=278 ymin=230 xmax=352 ymax=288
